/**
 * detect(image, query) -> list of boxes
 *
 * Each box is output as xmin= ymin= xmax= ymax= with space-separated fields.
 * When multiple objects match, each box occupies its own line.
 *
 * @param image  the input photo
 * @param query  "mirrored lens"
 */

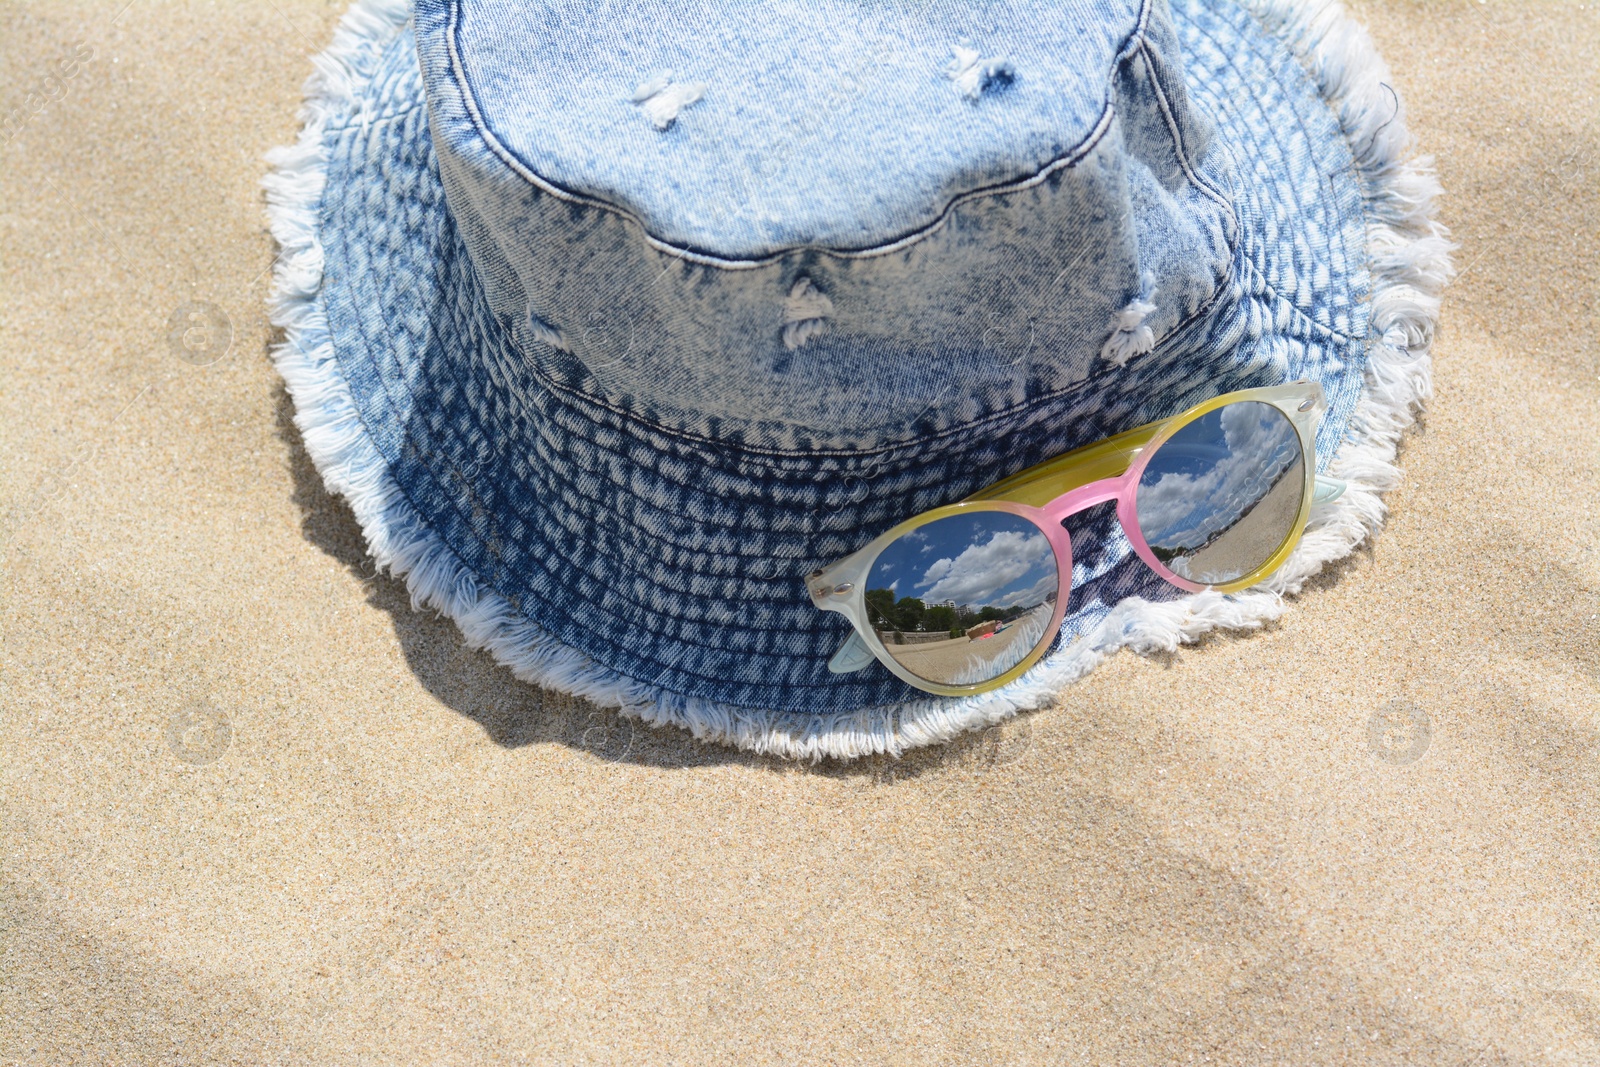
xmin=865 ymin=511 xmax=1059 ymax=687
xmin=1134 ymin=400 xmax=1305 ymax=585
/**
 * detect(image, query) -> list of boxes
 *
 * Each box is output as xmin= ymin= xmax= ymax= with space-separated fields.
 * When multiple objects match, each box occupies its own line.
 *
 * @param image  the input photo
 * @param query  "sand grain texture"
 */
xmin=2 ymin=0 xmax=1598 ymax=1063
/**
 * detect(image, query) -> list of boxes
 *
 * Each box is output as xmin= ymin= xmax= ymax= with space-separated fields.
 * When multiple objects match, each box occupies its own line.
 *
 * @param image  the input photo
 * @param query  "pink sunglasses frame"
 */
xmin=805 ymin=381 xmax=1345 ymax=697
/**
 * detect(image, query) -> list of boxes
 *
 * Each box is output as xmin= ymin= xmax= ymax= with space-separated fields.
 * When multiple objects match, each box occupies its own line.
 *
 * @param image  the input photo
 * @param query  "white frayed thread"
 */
xmin=1099 ymin=279 xmax=1159 ymax=367
xmin=946 ymin=45 xmax=1016 ymax=100
xmin=782 ymin=277 xmax=834 ymax=350
xmin=266 ymin=0 xmax=1451 ymax=762
xmin=630 ymin=70 xmax=705 ymax=130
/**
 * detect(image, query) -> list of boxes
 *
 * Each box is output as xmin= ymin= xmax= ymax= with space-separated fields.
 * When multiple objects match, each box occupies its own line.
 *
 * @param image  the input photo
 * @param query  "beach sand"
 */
xmin=883 ymin=604 xmax=1057 ymax=686
xmin=1 ymin=1 xmax=1597 ymax=1062
xmin=1172 ymin=461 xmax=1306 ymax=584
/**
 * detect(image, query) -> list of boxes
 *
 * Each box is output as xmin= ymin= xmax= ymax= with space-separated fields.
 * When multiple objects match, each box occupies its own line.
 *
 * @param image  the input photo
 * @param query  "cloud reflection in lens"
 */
xmin=866 ymin=511 xmax=1059 ymax=686
xmin=1134 ymin=400 xmax=1304 ymax=585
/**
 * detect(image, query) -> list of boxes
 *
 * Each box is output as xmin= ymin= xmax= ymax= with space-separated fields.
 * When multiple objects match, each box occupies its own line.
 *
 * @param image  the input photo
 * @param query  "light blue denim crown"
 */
xmin=417 ymin=0 xmax=1235 ymax=443
xmin=270 ymin=0 xmax=1449 ymax=753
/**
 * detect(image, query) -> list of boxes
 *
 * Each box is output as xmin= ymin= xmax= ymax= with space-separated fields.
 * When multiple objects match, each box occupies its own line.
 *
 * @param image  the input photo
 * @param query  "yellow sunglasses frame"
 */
xmin=806 ymin=382 xmax=1343 ymax=697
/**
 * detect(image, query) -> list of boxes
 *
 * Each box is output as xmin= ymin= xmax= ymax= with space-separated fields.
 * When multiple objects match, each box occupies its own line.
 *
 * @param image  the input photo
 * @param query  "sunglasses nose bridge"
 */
xmin=1041 ymin=477 xmax=1125 ymax=523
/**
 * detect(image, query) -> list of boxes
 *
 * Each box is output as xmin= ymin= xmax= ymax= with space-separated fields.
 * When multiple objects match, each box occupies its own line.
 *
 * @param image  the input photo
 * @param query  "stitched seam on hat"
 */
xmin=1242 ymin=258 xmax=1355 ymax=344
xmin=320 ymin=230 xmax=849 ymax=636
xmin=1133 ymin=38 xmax=1238 ymax=236
xmin=512 ymin=251 xmax=1238 ymax=469
xmin=440 ymin=0 xmax=1146 ymax=268
xmin=324 ymin=100 xmax=425 ymax=132
xmin=1186 ymin=13 xmax=1363 ymax=337
xmin=371 ymin=405 xmax=858 ymax=671
xmin=1127 ymin=0 xmax=1155 ymax=61
xmin=326 ymin=97 xmax=1240 ymax=502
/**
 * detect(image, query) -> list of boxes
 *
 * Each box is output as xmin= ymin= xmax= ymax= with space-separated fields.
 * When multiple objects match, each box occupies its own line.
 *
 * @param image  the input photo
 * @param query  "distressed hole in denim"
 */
xmin=527 ymin=311 xmax=567 ymax=351
xmin=782 ymin=277 xmax=834 ymax=351
xmin=1100 ymin=275 xmax=1160 ymax=367
xmin=946 ymin=46 xmax=1016 ymax=100
xmin=630 ymin=70 xmax=705 ymax=130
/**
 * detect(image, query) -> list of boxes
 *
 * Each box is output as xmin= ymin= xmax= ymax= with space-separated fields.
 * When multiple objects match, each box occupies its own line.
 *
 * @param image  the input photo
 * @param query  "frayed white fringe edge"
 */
xmin=264 ymin=0 xmax=1454 ymax=762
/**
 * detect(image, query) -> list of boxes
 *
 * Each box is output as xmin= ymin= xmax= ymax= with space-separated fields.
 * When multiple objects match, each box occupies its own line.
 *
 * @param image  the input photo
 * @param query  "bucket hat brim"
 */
xmin=265 ymin=0 xmax=1453 ymax=759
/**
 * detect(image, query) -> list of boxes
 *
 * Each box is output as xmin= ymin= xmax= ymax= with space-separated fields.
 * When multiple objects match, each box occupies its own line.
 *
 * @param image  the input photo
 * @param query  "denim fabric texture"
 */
xmin=300 ymin=0 xmax=1380 ymax=719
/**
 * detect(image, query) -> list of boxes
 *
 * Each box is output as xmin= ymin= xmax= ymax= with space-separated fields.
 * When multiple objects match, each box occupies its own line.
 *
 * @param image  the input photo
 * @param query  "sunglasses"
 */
xmin=805 ymin=382 xmax=1346 ymax=696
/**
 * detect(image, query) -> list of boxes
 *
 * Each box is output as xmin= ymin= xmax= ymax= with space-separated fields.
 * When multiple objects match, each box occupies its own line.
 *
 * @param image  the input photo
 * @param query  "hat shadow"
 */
xmin=271 ymin=381 xmax=727 ymax=768
xmin=269 ymin=374 xmax=1424 ymax=773
xmin=271 ymin=382 xmax=1025 ymax=776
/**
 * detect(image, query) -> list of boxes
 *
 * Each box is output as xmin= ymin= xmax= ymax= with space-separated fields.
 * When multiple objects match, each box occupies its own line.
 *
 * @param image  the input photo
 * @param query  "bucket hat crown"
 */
xmin=267 ymin=0 xmax=1453 ymax=758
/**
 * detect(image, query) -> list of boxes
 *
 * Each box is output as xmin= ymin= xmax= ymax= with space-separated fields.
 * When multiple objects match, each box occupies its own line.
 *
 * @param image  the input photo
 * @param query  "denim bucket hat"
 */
xmin=265 ymin=0 xmax=1452 ymax=758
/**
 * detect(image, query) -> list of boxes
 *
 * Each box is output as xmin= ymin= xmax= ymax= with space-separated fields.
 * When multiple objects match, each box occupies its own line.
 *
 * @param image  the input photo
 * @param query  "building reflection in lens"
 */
xmin=866 ymin=511 xmax=1059 ymax=686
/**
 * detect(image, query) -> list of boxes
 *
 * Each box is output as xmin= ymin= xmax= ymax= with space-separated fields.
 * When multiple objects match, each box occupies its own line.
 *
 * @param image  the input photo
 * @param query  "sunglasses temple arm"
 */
xmin=1313 ymin=475 xmax=1346 ymax=504
xmin=827 ymin=629 xmax=876 ymax=674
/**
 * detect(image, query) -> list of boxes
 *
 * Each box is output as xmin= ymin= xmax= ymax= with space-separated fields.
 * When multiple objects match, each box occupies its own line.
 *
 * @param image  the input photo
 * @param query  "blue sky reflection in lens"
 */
xmin=1134 ymin=401 xmax=1305 ymax=584
xmin=865 ymin=512 xmax=1061 ymax=686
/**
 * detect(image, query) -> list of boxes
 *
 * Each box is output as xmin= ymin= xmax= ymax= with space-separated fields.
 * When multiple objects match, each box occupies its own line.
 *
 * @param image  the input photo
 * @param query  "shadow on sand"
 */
xmin=271 ymin=382 xmax=1029 ymax=778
